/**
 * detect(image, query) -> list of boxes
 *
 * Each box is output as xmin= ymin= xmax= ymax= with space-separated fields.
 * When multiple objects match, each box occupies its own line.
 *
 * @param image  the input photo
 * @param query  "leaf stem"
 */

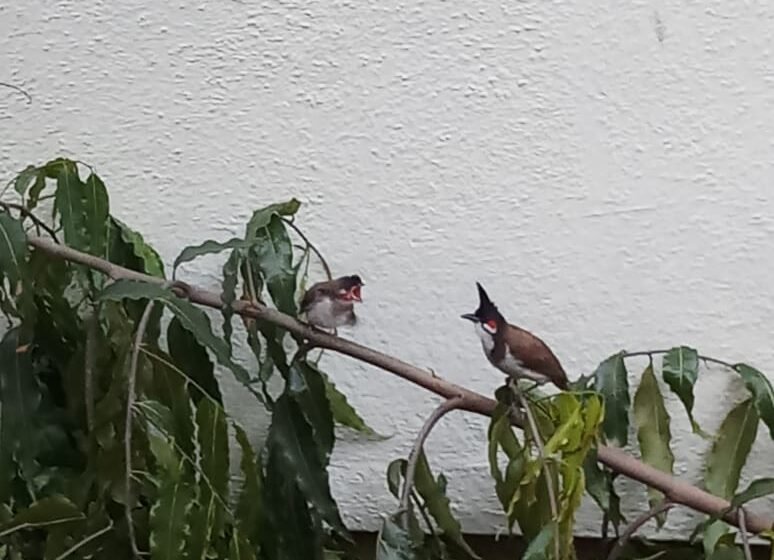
xmin=738 ymin=507 xmax=752 ymax=560
xmin=53 ymin=521 xmax=114 ymax=560
xmin=607 ymin=500 xmax=674 ymax=560
xmin=125 ymin=299 xmax=159 ymax=559
xmin=282 ymin=217 xmax=333 ymax=281
xmin=621 ymin=349 xmax=737 ymax=371
xmin=399 ymin=396 xmax=464 ymax=522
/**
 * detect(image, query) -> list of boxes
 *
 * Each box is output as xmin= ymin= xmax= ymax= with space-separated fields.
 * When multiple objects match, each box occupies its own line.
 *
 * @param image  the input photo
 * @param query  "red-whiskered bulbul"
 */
xmin=300 ymin=275 xmax=364 ymax=329
xmin=461 ymin=282 xmax=569 ymax=390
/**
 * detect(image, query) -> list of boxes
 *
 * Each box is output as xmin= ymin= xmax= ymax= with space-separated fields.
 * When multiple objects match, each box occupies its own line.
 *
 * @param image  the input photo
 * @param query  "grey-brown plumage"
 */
xmin=300 ymin=275 xmax=364 ymax=329
xmin=461 ymin=282 xmax=569 ymax=390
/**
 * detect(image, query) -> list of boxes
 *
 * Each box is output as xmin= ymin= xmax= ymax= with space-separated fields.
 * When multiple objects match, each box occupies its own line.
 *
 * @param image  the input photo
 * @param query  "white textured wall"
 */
xmin=2 ymin=0 xmax=774 ymax=540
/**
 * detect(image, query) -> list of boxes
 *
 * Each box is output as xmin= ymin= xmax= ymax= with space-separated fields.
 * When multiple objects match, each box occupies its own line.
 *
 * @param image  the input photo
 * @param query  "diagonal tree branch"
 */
xmin=24 ymin=234 xmax=774 ymax=536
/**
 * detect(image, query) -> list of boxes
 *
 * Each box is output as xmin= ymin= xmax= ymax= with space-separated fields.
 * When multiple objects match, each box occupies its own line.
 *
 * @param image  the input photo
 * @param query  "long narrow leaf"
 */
xmin=633 ymin=364 xmax=675 ymax=525
xmin=53 ymin=163 xmax=87 ymax=250
xmin=267 ymin=394 xmax=349 ymax=538
xmin=321 ymin=371 xmax=378 ymax=436
xmin=100 ymin=280 xmax=252 ymax=387
xmin=593 ymin=352 xmax=630 ymax=446
xmin=0 ymin=212 xmax=28 ymax=286
xmin=173 ymin=237 xmax=256 ymax=277
xmin=705 ymin=399 xmax=759 ymax=500
xmin=662 ymin=346 xmax=700 ymax=431
xmin=83 ymin=173 xmax=109 ymax=257
xmin=150 ymin=475 xmax=195 ymax=560
xmin=413 ymin=451 xmax=479 ymax=559
xmin=734 ymin=364 xmax=774 ymax=439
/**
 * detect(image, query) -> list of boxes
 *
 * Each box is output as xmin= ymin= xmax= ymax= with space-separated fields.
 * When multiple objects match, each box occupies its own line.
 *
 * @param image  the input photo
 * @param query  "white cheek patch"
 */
xmin=482 ymin=322 xmax=497 ymax=335
xmin=474 ymin=322 xmax=495 ymax=353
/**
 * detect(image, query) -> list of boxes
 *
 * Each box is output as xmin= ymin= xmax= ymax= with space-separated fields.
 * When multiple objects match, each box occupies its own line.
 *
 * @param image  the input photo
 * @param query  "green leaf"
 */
xmin=705 ymin=398 xmax=759 ymax=500
xmin=83 ymin=173 xmax=109 ymax=257
xmin=267 ymin=393 xmax=349 ymax=538
xmin=730 ymin=477 xmax=774 ymax=508
xmin=27 ymin=172 xmax=47 ymax=209
xmin=376 ymin=516 xmax=417 ymax=560
xmin=249 ymin=214 xmax=297 ymax=315
xmin=583 ymin=452 xmax=625 ymax=533
xmin=147 ymin=350 xmax=197 ymax=462
xmin=221 ymin=248 xmax=243 ymax=351
xmin=321 ymin=371 xmax=378 ymax=436
xmin=386 ymin=459 xmax=406 ymax=499
xmin=167 ymin=317 xmax=222 ymax=405
xmin=662 ymin=346 xmax=700 ymax=431
xmin=173 ymin=237 xmax=258 ymax=277
xmin=245 ymin=199 xmax=301 ymax=239
xmin=0 ymin=211 xmax=28 ymax=287
xmin=0 ymin=328 xmax=42 ymax=486
xmin=633 ymin=364 xmax=675 ymax=526
xmin=522 ymin=522 xmax=555 ymax=560
xmin=234 ymin=424 xmax=264 ymax=546
xmin=0 ymin=496 xmax=84 ymax=537
xmin=487 ymin=404 xmax=525 ymax=530
xmin=109 ymin=217 xmax=165 ymax=277
xmin=150 ymin=476 xmax=195 ymax=560
xmin=54 ymin=163 xmax=87 ymax=250
xmin=289 ymin=361 xmax=335 ymax=465
xmin=12 ymin=165 xmax=37 ymax=196
xmin=100 ymin=280 xmax=252 ymax=387
xmin=593 ymin=351 xmax=630 ymax=446
xmin=264 ymin=447 xmax=322 ymax=560
xmin=195 ymin=399 xmax=229 ymax=537
xmin=734 ymin=364 xmax=774 ymax=439
xmin=413 ymin=451 xmax=479 ymax=559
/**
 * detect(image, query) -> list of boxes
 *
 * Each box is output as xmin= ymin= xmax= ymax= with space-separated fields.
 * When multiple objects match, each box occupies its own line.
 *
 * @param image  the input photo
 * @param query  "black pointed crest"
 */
xmin=472 ymin=282 xmax=501 ymax=321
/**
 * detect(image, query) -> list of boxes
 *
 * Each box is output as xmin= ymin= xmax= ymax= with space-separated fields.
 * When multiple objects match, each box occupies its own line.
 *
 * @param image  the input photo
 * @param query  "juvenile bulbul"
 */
xmin=461 ymin=282 xmax=569 ymax=390
xmin=300 ymin=275 xmax=364 ymax=329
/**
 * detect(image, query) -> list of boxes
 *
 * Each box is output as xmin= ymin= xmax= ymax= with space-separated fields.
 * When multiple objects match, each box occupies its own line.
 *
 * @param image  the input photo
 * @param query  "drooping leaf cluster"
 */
xmin=0 ymin=159 xmax=374 ymax=559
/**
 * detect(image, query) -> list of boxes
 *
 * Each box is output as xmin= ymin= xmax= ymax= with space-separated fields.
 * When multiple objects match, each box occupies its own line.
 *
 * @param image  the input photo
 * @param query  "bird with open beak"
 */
xmin=300 ymin=275 xmax=364 ymax=329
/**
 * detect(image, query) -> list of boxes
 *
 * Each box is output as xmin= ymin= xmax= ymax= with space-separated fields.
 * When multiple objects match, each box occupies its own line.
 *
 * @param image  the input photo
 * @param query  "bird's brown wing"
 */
xmin=503 ymin=325 xmax=569 ymax=389
xmin=299 ymin=281 xmax=334 ymax=313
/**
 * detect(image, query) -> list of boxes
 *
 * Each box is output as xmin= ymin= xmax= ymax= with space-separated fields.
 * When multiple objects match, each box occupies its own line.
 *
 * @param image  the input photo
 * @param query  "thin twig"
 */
xmin=282 ymin=217 xmax=333 ymax=281
xmin=53 ymin=521 xmax=114 ymax=560
xmin=399 ymin=396 xmax=465 ymax=521
xmin=512 ymin=382 xmax=560 ymax=559
xmin=607 ymin=501 xmax=674 ymax=560
xmin=0 ymin=201 xmax=59 ymax=242
xmin=0 ymin=82 xmax=32 ymax=104
xmin=738 ymin=507 xmax=752 ymax=560
xmin=622 ymin=349 xmax=737 ymax=371
xmin=125 ymin=300 xmax=158 ymax=559
xmin=23 ymin=234 xmax=774 ymax=535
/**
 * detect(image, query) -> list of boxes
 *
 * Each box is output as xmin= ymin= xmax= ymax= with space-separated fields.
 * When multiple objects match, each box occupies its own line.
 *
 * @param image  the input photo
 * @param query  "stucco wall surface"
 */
xmin=2 ymin=0 xmax=774 ymax=540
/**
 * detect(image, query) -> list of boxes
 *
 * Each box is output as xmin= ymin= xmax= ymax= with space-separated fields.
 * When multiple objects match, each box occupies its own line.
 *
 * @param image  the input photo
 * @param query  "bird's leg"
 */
xmin=522 ymin=380 xmax=542 ymax=397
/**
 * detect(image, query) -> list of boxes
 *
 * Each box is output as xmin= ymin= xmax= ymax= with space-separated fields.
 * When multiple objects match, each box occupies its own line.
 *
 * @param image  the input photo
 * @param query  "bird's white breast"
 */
xmin=305 ymin=296 xmax=354 ymax=328
xmin=473 ymin=323 xmax=550 ymax=384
